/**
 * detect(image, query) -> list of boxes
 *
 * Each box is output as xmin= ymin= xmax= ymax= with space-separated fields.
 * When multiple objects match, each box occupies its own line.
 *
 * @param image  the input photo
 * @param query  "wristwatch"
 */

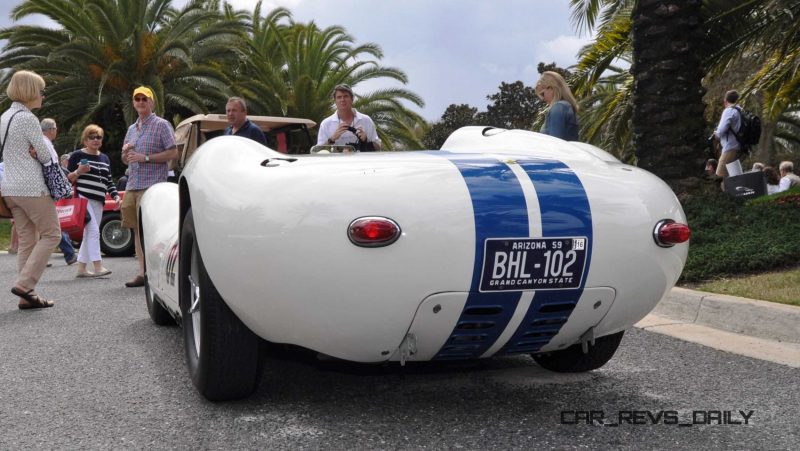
xmin=145 ymin=155 xmax=150 ymax=162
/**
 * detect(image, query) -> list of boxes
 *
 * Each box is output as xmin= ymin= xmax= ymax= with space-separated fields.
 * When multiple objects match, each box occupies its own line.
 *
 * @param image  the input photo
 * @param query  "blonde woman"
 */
xmin=0 ymin=70 xmax=59 ymax=309
xmin=66 ymin=124 xmax=120 ymax=277
xmin=536 ymin=71 xmax=579 ymax=141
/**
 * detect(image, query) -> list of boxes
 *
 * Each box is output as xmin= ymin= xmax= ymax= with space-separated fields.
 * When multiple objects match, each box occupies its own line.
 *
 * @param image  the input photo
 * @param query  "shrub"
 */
xmin=680 ymin=190 xmax=800 ymax=282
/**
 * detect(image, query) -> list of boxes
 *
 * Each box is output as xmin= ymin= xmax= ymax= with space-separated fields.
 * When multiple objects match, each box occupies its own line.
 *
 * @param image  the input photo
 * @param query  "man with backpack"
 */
xmin=713 ymin=90 xmax=742 ymax=178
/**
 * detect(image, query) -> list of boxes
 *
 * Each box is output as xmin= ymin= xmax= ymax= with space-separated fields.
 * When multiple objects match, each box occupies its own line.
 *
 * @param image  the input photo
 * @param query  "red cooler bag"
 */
xmin=56 ymin=195 xmax=88 ymax=234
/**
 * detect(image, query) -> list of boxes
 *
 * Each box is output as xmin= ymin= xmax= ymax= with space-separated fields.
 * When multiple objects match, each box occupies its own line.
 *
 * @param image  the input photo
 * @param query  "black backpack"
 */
xmin=734 ymin=106 xmax=761 ymax=152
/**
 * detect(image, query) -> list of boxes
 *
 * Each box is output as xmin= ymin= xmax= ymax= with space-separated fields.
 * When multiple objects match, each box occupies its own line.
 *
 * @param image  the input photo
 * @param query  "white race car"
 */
xmin=140 ymin=126 xmax=690 ymax=401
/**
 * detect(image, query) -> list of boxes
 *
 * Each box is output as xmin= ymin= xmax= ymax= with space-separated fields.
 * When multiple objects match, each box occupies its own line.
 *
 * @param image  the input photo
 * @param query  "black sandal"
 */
xmin=11 ymin=287 xmax=55 ymax=309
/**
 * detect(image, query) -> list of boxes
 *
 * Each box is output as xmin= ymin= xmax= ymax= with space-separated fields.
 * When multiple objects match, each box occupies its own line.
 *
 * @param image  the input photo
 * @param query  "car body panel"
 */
xmin=141 ymin=127 xmax=688 ymax=363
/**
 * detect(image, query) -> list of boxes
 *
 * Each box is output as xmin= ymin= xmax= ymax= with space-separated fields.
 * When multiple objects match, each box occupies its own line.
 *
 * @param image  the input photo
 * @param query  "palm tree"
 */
xmin=629 ymin=0 xmax=706 ymax=191
xmin=704 ymin=0 xmax=800 ymax=162
xmin=229 ymin=3 xmax=426 ymax=150
xmin=572 ymin=0 xmax=800 ymax=174
xmin=0 ymin=0 xmax=240 ymax=155
xmin=570 ymin=0 xmax=707 ymax=192
xmin=578 ymin=64 xmax=635 ymax=162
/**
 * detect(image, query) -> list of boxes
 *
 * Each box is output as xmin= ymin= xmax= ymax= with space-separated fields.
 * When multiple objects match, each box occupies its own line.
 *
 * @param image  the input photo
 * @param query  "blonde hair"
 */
xmin=536 ymin=71 xmax=579 ymax=113
xmin=81 ymin=124 xmax=104 ymax=143
xmin=6 ymin=70 xmax=45 ymax=103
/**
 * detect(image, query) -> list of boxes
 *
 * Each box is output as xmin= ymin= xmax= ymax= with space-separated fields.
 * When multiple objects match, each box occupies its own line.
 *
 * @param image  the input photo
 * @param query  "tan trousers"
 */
xmin=715 ymin=149 xmax=740 ymax=178
xmin=5 ymin=195 xmax=60 ymax=291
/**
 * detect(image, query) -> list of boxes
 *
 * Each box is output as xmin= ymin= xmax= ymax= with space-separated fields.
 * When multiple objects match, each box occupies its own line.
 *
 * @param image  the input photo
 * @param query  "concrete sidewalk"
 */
xmin=637 ymin=287 xmax=800 ymax=367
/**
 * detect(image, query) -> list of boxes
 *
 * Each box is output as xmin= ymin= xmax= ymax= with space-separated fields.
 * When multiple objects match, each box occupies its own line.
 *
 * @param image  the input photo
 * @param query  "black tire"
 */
xmin=179 ymin=208 xmax=260 ymax=401
xmin=100 ymin=212 xmax=135 ymax=257
xmin=532 ymin=331 xmax=624 ymax=372
xmin=145 ymin=274 xmax=174 ymax=326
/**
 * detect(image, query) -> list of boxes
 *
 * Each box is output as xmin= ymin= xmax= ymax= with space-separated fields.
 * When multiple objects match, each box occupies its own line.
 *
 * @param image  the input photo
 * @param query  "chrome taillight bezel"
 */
xmin=348 ymin=216 xmax=402 ymax=248
xmin=653 ymin=219 xmax=691 ymax=248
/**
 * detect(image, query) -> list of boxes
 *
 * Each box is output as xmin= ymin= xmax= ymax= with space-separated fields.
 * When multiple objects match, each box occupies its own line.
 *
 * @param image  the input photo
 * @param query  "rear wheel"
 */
xmin=179 ymin=208 xmax=260 ymax=401
xmin=145 ymin=274 xmax=174 ymax=326
xmin=100 ymin=212 xmax=134 ymax=257
xmin=532 ymin=331 xmax=624 ymax=372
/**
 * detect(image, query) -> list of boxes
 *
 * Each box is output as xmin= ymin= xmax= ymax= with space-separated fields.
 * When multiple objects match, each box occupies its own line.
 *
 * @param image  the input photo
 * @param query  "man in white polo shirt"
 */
xmin=316 ymin=84 xmax=381 ymax=151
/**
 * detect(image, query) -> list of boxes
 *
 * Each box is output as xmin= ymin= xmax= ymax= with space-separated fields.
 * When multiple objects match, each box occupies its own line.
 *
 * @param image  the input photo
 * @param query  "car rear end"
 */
xmin=184 ymin=134 xmax=688 ymax=363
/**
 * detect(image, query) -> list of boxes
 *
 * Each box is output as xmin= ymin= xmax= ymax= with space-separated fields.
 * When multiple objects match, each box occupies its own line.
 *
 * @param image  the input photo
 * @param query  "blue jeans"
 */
xmin=59 ymin=231 xmax=76 ymax=262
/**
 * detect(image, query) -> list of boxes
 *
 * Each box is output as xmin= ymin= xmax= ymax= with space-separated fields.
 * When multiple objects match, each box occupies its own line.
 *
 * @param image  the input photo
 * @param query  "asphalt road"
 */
xmin=1 ymin=254 xmax=798 ymax=450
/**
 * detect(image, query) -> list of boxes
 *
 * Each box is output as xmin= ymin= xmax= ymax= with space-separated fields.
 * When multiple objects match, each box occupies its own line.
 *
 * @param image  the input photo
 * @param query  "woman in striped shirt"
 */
xmin=66 ymin=124 xmax=120 ymax=278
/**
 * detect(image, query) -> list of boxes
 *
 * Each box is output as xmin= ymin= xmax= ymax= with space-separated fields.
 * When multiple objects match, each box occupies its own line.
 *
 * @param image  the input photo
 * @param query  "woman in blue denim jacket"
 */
xmin=536 ymin=71 xmax=579 ymax=141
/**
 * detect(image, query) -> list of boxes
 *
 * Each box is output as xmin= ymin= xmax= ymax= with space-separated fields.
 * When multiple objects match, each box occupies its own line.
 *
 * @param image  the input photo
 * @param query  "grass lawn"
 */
xmin=690 ymin=266 xmax=800 ymax=307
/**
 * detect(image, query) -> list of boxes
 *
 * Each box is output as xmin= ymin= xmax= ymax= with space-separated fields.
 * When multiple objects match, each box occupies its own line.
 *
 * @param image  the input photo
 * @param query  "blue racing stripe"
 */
xmin=499 ymin=160 xmax=593 ymax=355
xmin=433 ymin=155 xmax=528 ymax=360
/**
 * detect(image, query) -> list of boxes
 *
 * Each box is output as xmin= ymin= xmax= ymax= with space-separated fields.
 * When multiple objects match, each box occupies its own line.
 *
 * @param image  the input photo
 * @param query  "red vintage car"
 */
xmin=67 ymin=191 xmax=134 ymax=257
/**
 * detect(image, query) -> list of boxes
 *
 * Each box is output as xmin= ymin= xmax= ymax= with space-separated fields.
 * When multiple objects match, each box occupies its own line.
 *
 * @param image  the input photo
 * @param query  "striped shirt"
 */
xmin=68 ymin=150 xmax=118 ymax=202
xmin=123 ymin=113 xmax=176 ymax=190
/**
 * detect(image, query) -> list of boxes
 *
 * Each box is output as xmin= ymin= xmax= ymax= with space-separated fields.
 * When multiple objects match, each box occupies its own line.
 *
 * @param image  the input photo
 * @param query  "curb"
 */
xmin=652 ymin=287 xmax=800 ymax=344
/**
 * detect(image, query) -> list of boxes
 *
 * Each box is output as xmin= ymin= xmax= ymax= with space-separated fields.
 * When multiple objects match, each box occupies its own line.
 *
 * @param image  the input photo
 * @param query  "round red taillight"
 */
xmin=348 ymin=217 xmax=401 ymax=247
xmin=653 ymin=220 xmax=691 ymax=247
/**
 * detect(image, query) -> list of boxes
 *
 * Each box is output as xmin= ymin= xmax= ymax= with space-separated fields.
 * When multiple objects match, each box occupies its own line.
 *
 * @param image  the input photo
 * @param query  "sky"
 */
xmin=0 ymin=0 xmax=591 ymax=121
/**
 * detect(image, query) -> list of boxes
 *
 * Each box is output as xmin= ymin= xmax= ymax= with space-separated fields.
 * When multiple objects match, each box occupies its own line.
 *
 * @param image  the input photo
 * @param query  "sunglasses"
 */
xmin=133 ymin=96 xmax=149 ymax=102
xmin=40 ymin=89 xmax=46 ymax=97
xmin=88 ymin=135 xmax=103 ymax=140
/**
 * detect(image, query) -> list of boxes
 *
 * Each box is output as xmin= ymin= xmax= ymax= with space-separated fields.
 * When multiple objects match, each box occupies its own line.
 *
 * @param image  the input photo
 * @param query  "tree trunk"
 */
xmin=631 ymin=0 xmax=707 ymax=195
xmin=754 ymin=119 xmax=776 ymax=164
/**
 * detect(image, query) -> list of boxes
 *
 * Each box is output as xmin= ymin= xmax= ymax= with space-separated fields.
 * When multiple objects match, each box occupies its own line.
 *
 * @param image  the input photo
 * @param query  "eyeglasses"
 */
xmin=133 ymin=96 xmax=149 ymax=102
xmin=40 ymin=90 xmax=46 ymax=97
xmin=88 ymin=135 xmax=103 ymax=140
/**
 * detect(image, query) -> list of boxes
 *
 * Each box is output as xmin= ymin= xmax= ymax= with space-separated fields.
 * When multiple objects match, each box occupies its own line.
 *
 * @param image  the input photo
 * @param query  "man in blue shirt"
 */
xmin=224 ymin=97 xmax=267 ymax=146
xmin=714 ymin=90 xmax=742 ymax=178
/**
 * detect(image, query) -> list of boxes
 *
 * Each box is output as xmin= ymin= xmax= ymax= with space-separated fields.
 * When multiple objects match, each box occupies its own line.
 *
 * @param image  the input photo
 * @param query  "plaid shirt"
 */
xmin=124 ymin=113 xmax=176 ymax=190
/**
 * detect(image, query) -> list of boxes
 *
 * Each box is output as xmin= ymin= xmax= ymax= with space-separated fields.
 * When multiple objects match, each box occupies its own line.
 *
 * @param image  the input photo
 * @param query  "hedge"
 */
xmin=680 ymin=188 xmax=800 ymax=282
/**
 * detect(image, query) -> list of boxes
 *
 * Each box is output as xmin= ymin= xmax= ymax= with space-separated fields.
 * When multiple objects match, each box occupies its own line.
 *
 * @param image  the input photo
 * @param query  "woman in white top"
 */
xmin=0 ymin=70 xmax=60 ymax=309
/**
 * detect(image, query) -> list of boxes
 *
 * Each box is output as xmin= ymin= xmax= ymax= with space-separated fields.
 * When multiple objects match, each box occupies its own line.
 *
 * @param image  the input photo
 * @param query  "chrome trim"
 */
xmin=653 ymin=219 xmax=676 ymax=248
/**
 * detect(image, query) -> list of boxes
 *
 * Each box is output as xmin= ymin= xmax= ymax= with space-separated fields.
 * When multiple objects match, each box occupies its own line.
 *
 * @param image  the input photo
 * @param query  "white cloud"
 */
xmin=535 ymin=34 xmax=593 ymax=69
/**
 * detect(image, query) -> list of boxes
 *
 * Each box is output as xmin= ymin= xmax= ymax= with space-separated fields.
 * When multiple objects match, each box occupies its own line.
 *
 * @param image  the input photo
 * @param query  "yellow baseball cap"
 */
xmin=132 ymin=86 xmax=154 ymax=100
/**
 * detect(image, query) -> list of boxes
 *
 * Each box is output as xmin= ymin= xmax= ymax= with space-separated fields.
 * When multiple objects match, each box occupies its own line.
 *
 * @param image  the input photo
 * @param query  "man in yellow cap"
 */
xmin=120 ymin=86 xmax=177 ymax=287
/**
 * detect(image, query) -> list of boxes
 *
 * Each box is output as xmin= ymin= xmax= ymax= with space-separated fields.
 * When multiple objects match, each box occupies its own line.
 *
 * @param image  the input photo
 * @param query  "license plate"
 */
xmin=479 ymin=237 xmax=588 ymax=292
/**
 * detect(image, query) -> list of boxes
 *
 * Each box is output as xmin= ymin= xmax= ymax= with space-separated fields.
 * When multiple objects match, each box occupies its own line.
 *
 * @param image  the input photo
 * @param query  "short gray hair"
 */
xmin=779 ymin=161 xmax=794 ymax=173
xmin=227 ymin=96 xmax=247 ymax=112
xmin=41 ymin=118 xmax=57 ymax=131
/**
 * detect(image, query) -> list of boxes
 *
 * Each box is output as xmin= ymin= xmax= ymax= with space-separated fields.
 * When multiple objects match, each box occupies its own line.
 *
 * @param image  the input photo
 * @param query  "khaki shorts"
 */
xmin=121 ymin=189 xmax=146 ymax=229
